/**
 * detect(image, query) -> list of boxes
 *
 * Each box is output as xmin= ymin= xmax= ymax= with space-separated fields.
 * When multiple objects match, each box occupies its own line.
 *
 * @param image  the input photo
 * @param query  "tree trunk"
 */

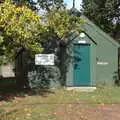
xmin=15 ymin=49 xmax=29 ymax=89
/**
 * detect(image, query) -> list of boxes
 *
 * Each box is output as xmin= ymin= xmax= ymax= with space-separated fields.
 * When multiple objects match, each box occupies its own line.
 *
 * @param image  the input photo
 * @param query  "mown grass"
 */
xmin=0 ymin=86 xmax=120 ymax=120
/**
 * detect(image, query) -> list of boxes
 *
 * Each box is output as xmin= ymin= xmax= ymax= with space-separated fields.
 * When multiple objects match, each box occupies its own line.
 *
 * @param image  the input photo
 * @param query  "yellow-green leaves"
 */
xmin=0 ymin=0 xmax=43 ymax=59
xmin=45 ymin=8 xmax=84 ymax=41
xmin=0 ymin=1 xmax=84 ymax=62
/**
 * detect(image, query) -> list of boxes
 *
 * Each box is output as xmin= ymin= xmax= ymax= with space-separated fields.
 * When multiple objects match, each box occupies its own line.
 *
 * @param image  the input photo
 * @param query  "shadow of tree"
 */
xmin=0 ymin=84 xmax=55 ymax=101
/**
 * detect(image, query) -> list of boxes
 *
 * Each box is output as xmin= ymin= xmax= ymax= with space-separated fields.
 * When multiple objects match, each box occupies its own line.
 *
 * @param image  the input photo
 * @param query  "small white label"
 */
xmin=80 ymin=33 xmax=86 ymax=38
xmin=97 ymin=62 xmax=108 ymax=65
xmin=78 ymin=40 xmax=86 ymax=44
xmin=35 ymin=54 xmax=54 ymax=65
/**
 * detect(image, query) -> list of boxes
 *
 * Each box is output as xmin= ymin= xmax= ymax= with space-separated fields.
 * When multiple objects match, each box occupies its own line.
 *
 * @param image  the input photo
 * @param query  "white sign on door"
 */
xmin=35 ymin=54 xmax=54 ymax=65
xmin=97 ymin=62 xmax=108 ymax=65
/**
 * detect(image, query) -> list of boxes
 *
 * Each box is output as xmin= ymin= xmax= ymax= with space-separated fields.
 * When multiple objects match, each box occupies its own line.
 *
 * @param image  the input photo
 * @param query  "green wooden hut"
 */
xmin=0 ymin=16 xmax=119 ymax=88
xmin=66 ymin=16 xmax=120 ymax=86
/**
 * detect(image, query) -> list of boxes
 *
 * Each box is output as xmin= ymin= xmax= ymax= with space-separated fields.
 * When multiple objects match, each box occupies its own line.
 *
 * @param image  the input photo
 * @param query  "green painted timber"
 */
xmin=82 ymin=17 xmax=119 ymax=85
xmin=66 ymin=16 xmax=119 ymax=86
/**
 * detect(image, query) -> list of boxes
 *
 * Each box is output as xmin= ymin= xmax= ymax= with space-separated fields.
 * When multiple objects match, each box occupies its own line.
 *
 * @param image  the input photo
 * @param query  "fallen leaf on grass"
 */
xmin=26 ymin=113 xmax=31 ymax=117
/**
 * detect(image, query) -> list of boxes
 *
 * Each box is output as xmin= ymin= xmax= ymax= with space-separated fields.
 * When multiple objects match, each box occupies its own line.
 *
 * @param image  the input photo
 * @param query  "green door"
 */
xmin=73 ymin=44 xmax=90 ymax=86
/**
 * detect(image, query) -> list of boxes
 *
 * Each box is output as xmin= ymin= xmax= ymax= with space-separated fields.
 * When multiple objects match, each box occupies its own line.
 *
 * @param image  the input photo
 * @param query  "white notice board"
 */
xmin=35 ymin=54 xmax=54 ymax=65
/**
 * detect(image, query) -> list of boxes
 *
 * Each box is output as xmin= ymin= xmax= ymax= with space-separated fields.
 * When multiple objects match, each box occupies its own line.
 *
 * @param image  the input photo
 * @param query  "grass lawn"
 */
xmin=0 ymin=86 xmax=120 ymax=120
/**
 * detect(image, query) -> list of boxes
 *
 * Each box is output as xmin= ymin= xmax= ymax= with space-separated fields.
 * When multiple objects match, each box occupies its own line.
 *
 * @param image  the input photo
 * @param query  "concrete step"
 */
xmin=66 ymin=87 xmax=96 ymax=92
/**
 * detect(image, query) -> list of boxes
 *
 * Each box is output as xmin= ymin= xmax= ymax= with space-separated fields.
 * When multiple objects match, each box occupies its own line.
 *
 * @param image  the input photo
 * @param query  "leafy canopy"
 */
xmin=0 ymin=0 xmax=84 ymax=63
xmin=37 ymin=0 xmax=64 ymax=11
xmin=44 ymin=7 xmax=83 ymax=41
xmin=82 ymin=0 xmax=120 ymax=37
xmin=13 ymin=0 xmax=64 ymax=11
xmin=0 ymin=0 xmax=43 ymax=60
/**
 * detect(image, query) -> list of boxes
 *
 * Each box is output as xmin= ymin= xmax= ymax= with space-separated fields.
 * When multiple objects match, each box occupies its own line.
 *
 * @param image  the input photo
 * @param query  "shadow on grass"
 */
xmin=0 ymin=84 xmax=55 ymax=102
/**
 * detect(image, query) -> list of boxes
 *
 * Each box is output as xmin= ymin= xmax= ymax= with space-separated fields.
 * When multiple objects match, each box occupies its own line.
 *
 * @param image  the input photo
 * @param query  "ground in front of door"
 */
xmin=0 ymin=87 xmax=120 ymax=120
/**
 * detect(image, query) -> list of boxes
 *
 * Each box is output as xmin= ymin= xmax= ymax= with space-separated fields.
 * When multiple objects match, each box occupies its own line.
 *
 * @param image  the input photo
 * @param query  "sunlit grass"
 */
xmin=0 ymin=86 xmax=120 ymax=120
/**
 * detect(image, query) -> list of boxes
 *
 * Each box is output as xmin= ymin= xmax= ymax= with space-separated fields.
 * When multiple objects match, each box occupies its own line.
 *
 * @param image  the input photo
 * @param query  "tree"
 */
xmin=82 ymin=0 xmax=112 ymax=33
xmin=44 ymin=7 xmax=83 ymax=40
xmin=13 ymin=0 xmax=37 ymax=10
xmin=37 ymin=0 xmax=64 ymax=11
xmin=13 ymin=0 xmax=64 ymax=11
xmin=0 ymin=0 xmax=83 ymax=89
xmin=0 ymin=0 xmax=44 ymax=63
xmin=82 ymin=0 xmax=120 ymax=37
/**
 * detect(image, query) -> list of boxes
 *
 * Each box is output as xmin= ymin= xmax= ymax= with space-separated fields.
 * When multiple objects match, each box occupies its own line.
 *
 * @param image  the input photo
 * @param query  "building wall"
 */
xmin=96 ymin=35 xmax=118 ymax=85
xmin=66 ymin=22 xmax=119 ymax=86
xmin=83 ymin=20 xmax=119 ymax=85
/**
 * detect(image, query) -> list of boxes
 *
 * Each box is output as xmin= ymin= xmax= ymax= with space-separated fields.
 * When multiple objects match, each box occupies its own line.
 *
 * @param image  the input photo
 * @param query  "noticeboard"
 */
xmin=35 ymin=54 xmax=54 ymax=65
